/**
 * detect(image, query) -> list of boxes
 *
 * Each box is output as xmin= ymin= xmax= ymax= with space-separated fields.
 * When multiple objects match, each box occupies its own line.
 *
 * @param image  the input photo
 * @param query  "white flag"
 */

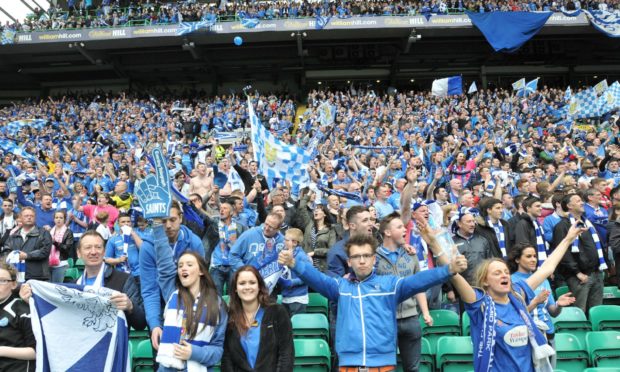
xmin=468 ymin=82 xmax=478 ymax=94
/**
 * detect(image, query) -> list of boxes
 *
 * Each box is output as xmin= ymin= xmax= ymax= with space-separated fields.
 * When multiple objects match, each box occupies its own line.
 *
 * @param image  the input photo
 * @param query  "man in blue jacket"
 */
xmin=139 ymin=201 xmax=205 ymax=350
xmin=279 ymin=233 xmax=467 ymax=370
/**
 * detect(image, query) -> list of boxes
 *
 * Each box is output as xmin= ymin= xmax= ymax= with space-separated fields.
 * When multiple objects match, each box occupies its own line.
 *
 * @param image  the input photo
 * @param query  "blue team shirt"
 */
xmin=511 ymin=272 xmax=556 ymax=334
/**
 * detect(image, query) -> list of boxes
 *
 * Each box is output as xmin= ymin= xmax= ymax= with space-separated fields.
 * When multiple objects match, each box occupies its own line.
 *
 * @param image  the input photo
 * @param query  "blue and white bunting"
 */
xmin=175 ymin=19 xmax=216 ymax=36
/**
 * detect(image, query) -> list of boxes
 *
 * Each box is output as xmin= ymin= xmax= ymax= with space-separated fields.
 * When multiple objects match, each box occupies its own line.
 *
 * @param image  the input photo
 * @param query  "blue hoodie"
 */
xmin=280 ymin=247 xmax=310 ymax=302
xmin=291 ymin=257 xmax=452 ymax=367
xmin=229 ymin=224 xmax=285 ymax=272
xmin=139 ymin=224 xmax=205 ymax=330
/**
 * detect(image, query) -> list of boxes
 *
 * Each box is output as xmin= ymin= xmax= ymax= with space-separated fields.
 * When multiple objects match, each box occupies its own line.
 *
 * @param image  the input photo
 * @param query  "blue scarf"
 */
xmin=568 ymin=215 xmax=608 ymax=271
xmin=532 ymin=219 xmax=547 ymax=267
xmin=477 ymin=282 xmax=554 ymax=372
xmin=488 ymin=218 xmax=506 ymax=258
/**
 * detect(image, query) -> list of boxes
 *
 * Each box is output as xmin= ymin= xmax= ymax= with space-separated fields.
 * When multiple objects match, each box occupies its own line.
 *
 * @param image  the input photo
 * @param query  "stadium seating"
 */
xmin=435 ymin=336 xmax=474 ymax=372
xmin=590 ymin=305 xmax=620 ymax=331
xmin=554 ymin=332 xmax=590 ymax=372
xmin=129 ymin=328 xmax=149 ymax=355
xmin=74 ymin=258 xmax=85 ymax=271
xmin=461 ymin=312 xmax=470 ymax=336
xmin=63 ymin=268 xmax=80 ymax=282
xmin=132 ymin=339 xmax=154 ymax=372
xmin=603 ymin=287 xmax=620 ymax=306
xmin=307 ymin=293 xmax=329 ymax=316
xmin=556 ymin=286 xmax=570 ymax=298
xmin=420 ymin=310 xmax=461 ymax=354
xmin=552 ymin=306 xmax=592 ymax=347
xmin=293 ymin=338 xmax=330 ymax=372
xmin=292 ymin=313 xmax=329 ymax=341
xmin=583 ymin=368 xmax=620 ymax=372
xmin=586 ymin=331 xmax=620 ymax=368
xmin=420 ymin=337 xmax=434 ymax=372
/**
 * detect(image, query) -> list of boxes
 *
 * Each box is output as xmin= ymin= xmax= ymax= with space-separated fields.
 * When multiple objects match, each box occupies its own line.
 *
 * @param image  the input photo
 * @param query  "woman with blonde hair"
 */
xmin=449 ymin=223 xmax=585 ymax=371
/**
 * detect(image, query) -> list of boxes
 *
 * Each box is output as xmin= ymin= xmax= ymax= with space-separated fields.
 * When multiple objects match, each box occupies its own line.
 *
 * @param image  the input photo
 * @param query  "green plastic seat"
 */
xmin=74 ymin=258 xmax=85 ymax=270
xmin=556 ymin=286 xmax=570 ymax=298
xmin=63 ymin=268 xmax=80 ymax=282
xmin=555 ymin=332 xmax=589 ymax=372
xmin=293 ymin=338 xmax=330 ymax=372
xmin=583 ymin=368 xmax=620 ymax=372
xmin=132 ymin=339 xmax=154 ymax=372
xmin=67 ymin=257 xmax=74 ymax=268
xmin=590 ymin=305 xmax=620 ymax=332
xmin=419 ymin=337 xmax=434 ymax=372
xmin=586 ymin=331 xmax=620 ymax=368
xmin=603 ymin=287 xmax=620 ymax=306
xmin=420 ymin=310 xmax=461 ymax=354
xmin=553 ymin=306 xmax=592 ymax=347
xmin=307 ymin=293 xmax=328 ymax=316
xmin=292 ymin=313 xmax=329 ymax=341
xmin=462 ymin=312 xmax=470 ymax=336
xmin=222 ymin=295 xmax=230 ymax=305
xmin=436 ymin=336 xmax=473 ymax=372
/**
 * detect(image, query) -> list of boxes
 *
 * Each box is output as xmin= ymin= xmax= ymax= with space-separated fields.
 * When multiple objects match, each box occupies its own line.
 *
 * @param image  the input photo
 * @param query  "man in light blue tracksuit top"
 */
xmin=278 ymin=233 xmax=467 ymax=369
xmin=139 ymin=202 xmax=205 ymax=349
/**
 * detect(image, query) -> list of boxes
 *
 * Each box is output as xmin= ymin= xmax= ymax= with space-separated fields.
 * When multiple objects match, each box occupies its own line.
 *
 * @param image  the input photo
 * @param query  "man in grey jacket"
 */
xmin=375 ymin=212 xmax=433 ymax=372
xmin=452 ymin=209 xmax=494 ymax=284
xmin=5 ymin=207 xmax=52 ymax=281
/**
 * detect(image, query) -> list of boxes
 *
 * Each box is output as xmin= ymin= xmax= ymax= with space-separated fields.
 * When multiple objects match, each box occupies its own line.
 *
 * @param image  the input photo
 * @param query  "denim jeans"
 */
xmin=284 ymin=302 xmax=307 ymax=317
xmin=566 ymin=271 xmax=604 ymax=313
xmin=210 ymin=266 xmax=232 ymax=296
xmin=397 ymin=315 xmax=422 ymax=372
xmin=50 ymin=265 xmax=68 ymax=283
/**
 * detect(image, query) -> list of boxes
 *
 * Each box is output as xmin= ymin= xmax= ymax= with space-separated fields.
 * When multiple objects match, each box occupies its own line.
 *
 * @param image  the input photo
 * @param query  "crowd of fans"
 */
xmin=0 ymin=80 xmax=619 ymax=370
xmin=2 ymin=0 xmax=617 ymax=33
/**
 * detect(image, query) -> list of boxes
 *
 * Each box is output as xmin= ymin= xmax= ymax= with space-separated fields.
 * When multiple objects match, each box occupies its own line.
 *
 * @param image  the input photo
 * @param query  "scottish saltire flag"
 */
xmin=29 ymin=281 xmax=129 ymax=372
xmin=317 ymin=101 xmax=336 ymax=126
xmin=594 ymin=79 xmax=609 ymax=95
xmin=569 ymin=88 xmax=601 ymax=118
xmin=565 ymin=86 xmax=572 ymax=102
xmin=431 ymin=76 xmax=462 ymax=96
xmin=584 ymin=10 xmax=620 ymax=38
xmin=512 ymin=78 xmax=526 ymax=91
xmin=517 ymin=78 xmax=539 ymax=97
xmin=466 ymin=11 xmax=553 ymax=52
xmin=176 ymin=19 xmax=216 ymax=36
xmin=315 ymin=10 xmax=332 ymax=30
xmin=1 ymin=29 xmax=16 ymax=45
xmin=248 ymin=98 xmax=312 ymax=187
xmin=468 ymin=81 xmax=478 ymax=94
xmin=0 ymin=138 xmax=40 ymax=164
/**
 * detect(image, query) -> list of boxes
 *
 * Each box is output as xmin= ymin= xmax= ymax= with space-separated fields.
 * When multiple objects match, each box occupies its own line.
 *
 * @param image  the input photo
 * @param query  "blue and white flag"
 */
xmin=317 ymin=101 xmax=336 ymax=126
xmin=561 ymin=9 xmax=582 ymax=17
xmin=608 ymin=81 xmax=620 ymax=109
xmin=315 ymin=10 xmax=332 ymax=30
xmin=564 ymin=86 xmax=572 ymax=102
xmin=248 ymin=98 xmax=313 ymax=187
xmin=3 ymin=118 xmax=47 ymax=136
xmin=0 ymin=138 xmax=40 ymax=164
xmin=594 ymin=79 xmax=609 ymax=95
xmin=176 ymin=19 xmax=216 ymax=36
xmin=1 ymin=29 xmax=15 ymax=45
xmin=517 ymin=78 xmax=539 ymax=97
xmin=512 ymin=78 xmax=526 ymax=91
xmin=584 ymin=10 xmax=620 ymax=38
xmin=239 ymin=14 xmax=260 ymax=29
xmin=569 ymin=88 xmax=601 ymax=118
xmin=468 ymin=81 xmax=478 ymax=94
xmin=431 ymin=76 xmax=462 ymax=96
xmin=598 ymin=87 xmax=618 ymax=115
xmin=29 ymin=280 xmax=129 ymax=372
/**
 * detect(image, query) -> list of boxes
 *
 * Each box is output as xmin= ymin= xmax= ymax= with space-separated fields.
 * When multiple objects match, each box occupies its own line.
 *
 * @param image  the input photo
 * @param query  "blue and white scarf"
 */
xmin=568 ymin=215 xmax=608 ymax=271
xmin=488 ymin=218 xmax=506 ymax=258
xmin=158 ymin=291 xmax=224 ymax=372
xmin=532 ymin=220 xmax=547 ymax=267
xmin=477 ymin=283 xmax=555 ymax=372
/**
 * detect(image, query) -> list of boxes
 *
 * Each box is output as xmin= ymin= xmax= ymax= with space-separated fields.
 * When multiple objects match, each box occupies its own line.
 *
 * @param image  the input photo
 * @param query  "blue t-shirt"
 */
xmin=466 ymin=288 xmax=534 ymax=372
xmin=105 ymin=234 xmax=140 ymax=277
xmin=240 ymin=307 xmax=264 ymax=368
xmin=511 ymin=273 xmax=556 ymax=334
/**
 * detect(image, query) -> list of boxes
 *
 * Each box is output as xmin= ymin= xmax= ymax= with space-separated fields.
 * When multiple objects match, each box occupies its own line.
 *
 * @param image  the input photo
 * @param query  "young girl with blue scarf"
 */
xmin=449 ymin=223 xmax=585 ymax=372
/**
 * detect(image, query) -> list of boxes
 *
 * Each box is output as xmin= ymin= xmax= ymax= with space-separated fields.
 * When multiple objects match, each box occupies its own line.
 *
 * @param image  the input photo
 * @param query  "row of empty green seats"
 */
xmin=555 ymin=331 xmax=620 ymax=371
xmin=556 ymin=286 xmax=620 ymax=305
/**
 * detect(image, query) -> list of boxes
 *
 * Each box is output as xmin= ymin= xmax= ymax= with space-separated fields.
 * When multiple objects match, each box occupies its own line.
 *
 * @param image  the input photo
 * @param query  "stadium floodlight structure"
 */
xmin=0 ymin=6 xmax=17 ymax=23
xmin=19 ymin=0 xmax=36 ymax=13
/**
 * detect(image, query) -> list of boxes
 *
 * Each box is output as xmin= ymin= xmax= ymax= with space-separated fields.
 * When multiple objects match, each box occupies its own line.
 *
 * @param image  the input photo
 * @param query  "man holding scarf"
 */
xmin=552 ymin=193 xmax=607 ymax=313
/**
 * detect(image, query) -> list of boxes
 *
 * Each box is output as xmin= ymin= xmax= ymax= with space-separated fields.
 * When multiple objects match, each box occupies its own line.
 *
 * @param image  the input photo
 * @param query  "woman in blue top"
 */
xmin=221 ymin=265 xmax=294 ymax=372
xmin=508 ymin=244 xmax=576 ymax=347
xmin=449 ymin=223 xmax=584 ymax=372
